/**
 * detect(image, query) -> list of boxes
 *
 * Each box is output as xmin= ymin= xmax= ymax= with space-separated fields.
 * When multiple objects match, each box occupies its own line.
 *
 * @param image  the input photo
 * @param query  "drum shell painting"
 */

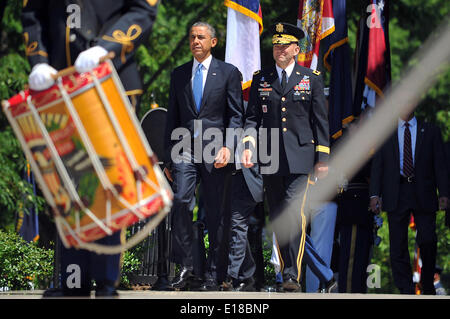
xmin=3 ymin=62 xmax=166 ymax=248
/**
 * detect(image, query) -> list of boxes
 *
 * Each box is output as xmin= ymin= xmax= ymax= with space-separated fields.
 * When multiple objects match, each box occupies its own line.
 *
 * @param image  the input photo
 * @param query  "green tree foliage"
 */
xmin=0 ymin=230 xmax=54 ymax=290
xmin=0 ymin=0 xmax=44 ymax=231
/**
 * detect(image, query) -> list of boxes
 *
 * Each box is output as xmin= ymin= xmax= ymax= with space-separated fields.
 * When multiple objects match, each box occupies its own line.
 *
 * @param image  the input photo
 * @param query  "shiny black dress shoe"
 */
xmin=198 ymin=278 xmax=219 ymax=291
xmin=282 ymin=278 xmax=302 ymax=292
xmin=170 ymin=267 xmax=194 ymax=290
xmin=233 ymin=277 xmax=256 ymax=292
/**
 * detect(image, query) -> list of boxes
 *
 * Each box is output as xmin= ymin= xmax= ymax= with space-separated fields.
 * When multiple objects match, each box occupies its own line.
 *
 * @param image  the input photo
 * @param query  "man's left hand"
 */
xmin=214 ymin=147 xmax=231 ymax=168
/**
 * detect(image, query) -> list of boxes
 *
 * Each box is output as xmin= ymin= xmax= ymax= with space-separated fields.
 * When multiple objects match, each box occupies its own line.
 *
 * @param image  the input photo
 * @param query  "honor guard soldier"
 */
xmin=242 ymin=22 xmax=337 ymax=292
xmin=22 ymin=0 xmax=159 ymax=297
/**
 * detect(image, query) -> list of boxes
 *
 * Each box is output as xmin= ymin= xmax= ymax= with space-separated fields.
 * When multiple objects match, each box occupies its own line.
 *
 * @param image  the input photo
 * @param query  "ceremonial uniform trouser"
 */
xmin=60 ymin=230 xmax=122 ymax=294
xmin=338 ymin=223 xmax=372 ymax=293
xmin=264 ymin=174 xmax=333 ymax=283
xmin=388 ymin=181 xmax=437 ymax=295
xmin=169 ymin=153 xmax=225 ymax=280
xmin=306 ymin=202 xmax=337 ymax=292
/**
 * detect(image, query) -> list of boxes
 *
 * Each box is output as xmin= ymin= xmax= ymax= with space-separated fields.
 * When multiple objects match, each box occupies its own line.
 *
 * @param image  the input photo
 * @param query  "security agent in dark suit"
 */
xmin=242 ymin=22 xmax=337 ymax=293
xmin=163 ymin=22 xmax=244 ymax=291
xmin=369 ymin=113 xmax=449 ymax=294
xmin=22 ymin=0 xmax=159 ymax=297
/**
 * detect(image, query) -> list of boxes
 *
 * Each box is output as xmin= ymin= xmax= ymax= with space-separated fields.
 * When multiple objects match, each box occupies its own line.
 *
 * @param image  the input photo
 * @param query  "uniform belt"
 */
xmin=400 ymin=175 xmax=415 ymax=184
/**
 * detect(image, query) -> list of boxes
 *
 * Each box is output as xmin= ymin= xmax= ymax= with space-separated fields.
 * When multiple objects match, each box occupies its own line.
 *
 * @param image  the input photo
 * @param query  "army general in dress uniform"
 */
xmin=21 ymin=0 xmax=159 ymax=297
xmin=242 ymin=22 xmax=337 ymax=292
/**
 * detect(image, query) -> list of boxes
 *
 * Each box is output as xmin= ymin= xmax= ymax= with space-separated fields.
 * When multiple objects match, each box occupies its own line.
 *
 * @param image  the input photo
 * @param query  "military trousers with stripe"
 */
xmin=264 ymin=174 xmax=333 ymax=284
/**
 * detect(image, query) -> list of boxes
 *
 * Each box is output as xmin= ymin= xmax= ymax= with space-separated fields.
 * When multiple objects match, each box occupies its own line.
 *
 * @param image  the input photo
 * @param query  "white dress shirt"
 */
xmin=192 ymin=54 xmax=212 ymax=96
xmin=275 ymin=60 xmax=296 ymax=85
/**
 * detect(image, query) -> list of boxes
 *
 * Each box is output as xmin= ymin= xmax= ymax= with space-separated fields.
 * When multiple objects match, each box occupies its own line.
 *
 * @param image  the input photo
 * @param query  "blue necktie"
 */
xmin=193 ymin=63 xmax=203 ymax=112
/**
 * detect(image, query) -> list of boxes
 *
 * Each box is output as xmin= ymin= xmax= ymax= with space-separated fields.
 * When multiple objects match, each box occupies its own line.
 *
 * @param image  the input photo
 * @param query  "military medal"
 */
xmin=262 ymin=104 xmax=268 ymax=113
xmin=259 ymin=79 xmax=272 ymax=97
xmin=299 ymin=75 xmax=310 ymax=91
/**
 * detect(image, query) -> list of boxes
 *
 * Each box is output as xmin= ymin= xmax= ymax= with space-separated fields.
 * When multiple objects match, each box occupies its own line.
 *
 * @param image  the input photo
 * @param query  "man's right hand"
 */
xmin=370 ymin=196 xmax=382 ymax=214
xmin=28 ymin=63 xmax=57 ymax=91
xmin=241 ymin=149 xmax=254 ymax=168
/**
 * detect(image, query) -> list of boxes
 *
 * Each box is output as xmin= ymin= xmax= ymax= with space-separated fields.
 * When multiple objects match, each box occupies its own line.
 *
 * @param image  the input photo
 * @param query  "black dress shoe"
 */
xmin=95 ymin=281 xmax=119 ymax=297
xmin=151 ymin=276 xmax=171 ymax=291
xmin=42 ymin=288 xmax=65 ymax=298
xmin=42 ymin=287 xmax=91 ymax=298
xmin=198 ymin=278 xmax=219 ymax=291
xmin=170 ymin=267 xmax=193 ymax=290
xmin=275 ymin=282 xmax=284 ymax=292
xmin=187 ymin=275 xmax=205 ymax=291
xmin=317 ymin=278 xmax=338 ymax=293
xmin=282 ymin=278 xmax=301 ymax=292
xmin=233 ymin=277 xmax=256 ymax=292
xmin=95 ymin=285 xmax=118 ymax=297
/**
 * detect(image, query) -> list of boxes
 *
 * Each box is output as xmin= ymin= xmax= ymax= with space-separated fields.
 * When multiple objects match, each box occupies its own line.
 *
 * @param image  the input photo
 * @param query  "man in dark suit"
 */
xmin=242 ymin=22 xmax=336 ymax=293
xmin=22 ymin=0 xmax=159 ymax=297
xmin=369 ymin=113 xmax=449 ymax=294
xmin=164 ymin=22 xmax=244 ymax=291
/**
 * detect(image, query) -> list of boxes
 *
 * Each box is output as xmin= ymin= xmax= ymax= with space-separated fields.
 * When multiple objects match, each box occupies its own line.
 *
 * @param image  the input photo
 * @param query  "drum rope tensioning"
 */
xmin=2 ymin=54 xmax=173 ymax=255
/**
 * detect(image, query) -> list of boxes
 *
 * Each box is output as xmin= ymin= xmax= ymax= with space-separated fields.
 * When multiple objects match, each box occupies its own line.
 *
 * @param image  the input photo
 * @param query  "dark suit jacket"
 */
xmin=369 ymin=121 xmax=449 ymax=213
xmin=244 ymin=63 xmax=329 ymax=175
xmin=164 ymin=57 xmax=244 ymax=172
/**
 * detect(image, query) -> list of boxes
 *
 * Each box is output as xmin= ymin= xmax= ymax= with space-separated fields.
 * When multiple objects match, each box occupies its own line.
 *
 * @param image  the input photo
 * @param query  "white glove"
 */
xmin=74 ymin=46 xmax=108 ymax=73
xmin=28 ymin=63 xmax=57 ymax=91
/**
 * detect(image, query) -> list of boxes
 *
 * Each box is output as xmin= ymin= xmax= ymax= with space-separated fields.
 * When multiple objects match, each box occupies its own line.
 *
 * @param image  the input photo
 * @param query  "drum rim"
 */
xmin=7 ymin=75 xmax=112 ymax=118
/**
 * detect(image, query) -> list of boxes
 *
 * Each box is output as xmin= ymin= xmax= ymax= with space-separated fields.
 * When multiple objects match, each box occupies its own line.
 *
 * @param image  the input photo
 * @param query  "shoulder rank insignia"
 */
xmin=253 ymin=70 xmax=260 ymax=75
xmin=312 ymin=70 xmax=321 ymax=76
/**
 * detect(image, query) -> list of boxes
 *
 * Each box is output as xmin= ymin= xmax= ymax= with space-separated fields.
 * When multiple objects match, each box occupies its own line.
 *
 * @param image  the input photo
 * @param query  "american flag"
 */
xmin=224 ymin=0 xmax=263 ymax=101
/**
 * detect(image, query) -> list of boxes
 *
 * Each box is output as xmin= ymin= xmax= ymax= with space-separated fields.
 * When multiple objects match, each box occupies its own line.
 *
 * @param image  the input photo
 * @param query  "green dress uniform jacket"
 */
xmin=244 ymin=63 xmax=329 ymax=175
